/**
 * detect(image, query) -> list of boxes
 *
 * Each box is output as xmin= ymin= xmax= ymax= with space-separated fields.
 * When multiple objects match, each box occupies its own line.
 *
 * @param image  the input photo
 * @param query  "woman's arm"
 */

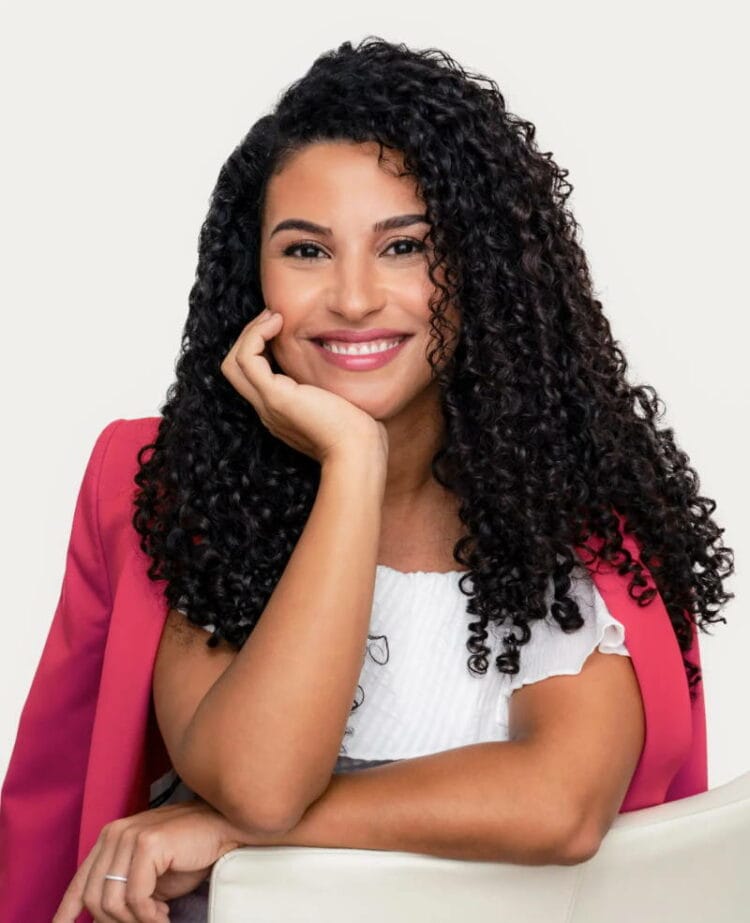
xmin=154 ymin=445 xmax=387 ymax=836
xmin=226 ymin=742 xmax=589 ymax=866
xmin=246 ymin=643 xmax=645 ymax=866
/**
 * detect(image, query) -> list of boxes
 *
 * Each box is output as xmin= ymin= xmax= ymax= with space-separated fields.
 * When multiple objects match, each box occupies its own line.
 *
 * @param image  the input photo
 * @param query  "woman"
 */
xmin=1 ymin=36 xmax=733 ymax=923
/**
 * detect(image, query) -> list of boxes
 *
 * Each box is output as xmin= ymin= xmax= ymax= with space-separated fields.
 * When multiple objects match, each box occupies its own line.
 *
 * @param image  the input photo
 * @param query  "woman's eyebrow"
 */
xmin=269 ymin=213 xmax=429 ymax=239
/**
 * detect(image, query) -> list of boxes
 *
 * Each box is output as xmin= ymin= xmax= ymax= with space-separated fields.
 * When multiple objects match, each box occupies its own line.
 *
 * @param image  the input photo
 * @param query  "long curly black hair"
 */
xmin=133 ymin=36 xmax=733 ymax=726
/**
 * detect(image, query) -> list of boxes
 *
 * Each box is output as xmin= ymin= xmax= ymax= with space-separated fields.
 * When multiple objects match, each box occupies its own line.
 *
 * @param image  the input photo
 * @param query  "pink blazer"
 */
xmin=0 ymin=416 xmax=708 ymax=923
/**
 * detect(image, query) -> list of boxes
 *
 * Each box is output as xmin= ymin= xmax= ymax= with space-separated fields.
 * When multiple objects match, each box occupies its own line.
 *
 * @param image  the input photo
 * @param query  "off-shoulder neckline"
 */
xmin=376 ymin=563 xmax=469 ymax=577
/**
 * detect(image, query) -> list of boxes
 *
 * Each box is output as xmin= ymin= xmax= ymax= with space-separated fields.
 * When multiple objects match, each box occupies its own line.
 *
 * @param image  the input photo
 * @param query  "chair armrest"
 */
xmin=206 ymin=771 xmax=750 ymax=923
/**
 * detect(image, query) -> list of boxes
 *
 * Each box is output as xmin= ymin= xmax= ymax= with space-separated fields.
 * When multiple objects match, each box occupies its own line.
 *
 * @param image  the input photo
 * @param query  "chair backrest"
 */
xmin=207 ymin=770 xmax=750 ymax=922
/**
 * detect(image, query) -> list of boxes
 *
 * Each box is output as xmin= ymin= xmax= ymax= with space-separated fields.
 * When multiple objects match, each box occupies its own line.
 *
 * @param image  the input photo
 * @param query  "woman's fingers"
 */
xmin=52 ymin=842 xmax=100 ymax=922
xmin=53 ymin=819 xmax=168 ymax=923
xmin=81 ymin=822 xmax=140 ymax=923
xmin=220 ymin=309 xmax=284 ymax=411
xmin=107 ymin=824 xmax=170 ymax=922
xmin=234 ymin=310 xmax=286 ymax=399
xmin=54 ymin=803 xmax=226 ymax=923
xmin=219 ymin=306 xmax=386 ymax=462
xmin=52 ymin=821 xmax=133 ymax=923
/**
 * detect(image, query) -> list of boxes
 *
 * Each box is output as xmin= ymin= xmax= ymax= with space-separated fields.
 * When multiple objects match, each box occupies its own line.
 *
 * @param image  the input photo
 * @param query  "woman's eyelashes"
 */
xmin=282 ymin=237 xmax=426 ymax=261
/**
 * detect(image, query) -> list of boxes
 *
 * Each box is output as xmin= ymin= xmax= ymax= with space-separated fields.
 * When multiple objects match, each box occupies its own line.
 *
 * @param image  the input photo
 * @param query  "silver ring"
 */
xmin=104 ymin=874 xmax=128 ymax=882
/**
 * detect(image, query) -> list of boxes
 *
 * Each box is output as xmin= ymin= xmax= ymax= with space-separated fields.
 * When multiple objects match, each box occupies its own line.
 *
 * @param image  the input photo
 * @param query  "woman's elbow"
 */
xmin=221 ymin=771 xmax=325 ymax=837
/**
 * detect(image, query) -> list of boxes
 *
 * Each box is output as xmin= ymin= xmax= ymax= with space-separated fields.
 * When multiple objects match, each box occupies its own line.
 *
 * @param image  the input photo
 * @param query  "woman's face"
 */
xmin=258 ymin=140 xmax=459 ymax=422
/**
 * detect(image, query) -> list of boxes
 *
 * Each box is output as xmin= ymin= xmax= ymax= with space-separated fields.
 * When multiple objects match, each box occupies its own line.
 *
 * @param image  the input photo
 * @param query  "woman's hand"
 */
xmin=220 ymin=308 xmax=389 ymax=465
xmin=52 ymin=798 xmax=257 ymax=923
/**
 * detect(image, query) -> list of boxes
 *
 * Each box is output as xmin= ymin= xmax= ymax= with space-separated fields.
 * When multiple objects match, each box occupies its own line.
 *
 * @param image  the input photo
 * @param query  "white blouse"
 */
xmin=150 ymin=561 xmax=630 ymax=806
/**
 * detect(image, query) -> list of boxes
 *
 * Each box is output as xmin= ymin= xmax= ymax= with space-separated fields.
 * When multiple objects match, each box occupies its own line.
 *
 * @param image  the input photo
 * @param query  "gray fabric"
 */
xmin=167 ymin=877 xmax=211 ymax=922
xmin=333 ymin=755 xmax=399 ymax=772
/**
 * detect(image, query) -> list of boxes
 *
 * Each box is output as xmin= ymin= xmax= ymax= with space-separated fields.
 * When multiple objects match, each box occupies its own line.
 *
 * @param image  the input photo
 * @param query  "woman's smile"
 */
xmin=309 ymin=334 xmax=413 ymax=371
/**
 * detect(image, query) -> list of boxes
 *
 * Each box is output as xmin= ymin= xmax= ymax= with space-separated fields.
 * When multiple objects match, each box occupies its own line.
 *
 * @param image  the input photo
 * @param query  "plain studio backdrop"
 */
xmin=0 ymin=1 xmax=747 ymax=790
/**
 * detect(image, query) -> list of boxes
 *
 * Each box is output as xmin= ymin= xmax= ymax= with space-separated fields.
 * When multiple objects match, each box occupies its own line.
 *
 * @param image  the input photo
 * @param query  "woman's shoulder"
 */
xmin=75 ymin=416 xmax=164 ymax=554
xmin=94 ymin=415 xmax=162 ymax=497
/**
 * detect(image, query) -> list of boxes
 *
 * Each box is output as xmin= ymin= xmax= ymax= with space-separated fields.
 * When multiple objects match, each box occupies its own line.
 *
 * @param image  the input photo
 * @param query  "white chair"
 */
xmin=206 ymin=770 xmax=750 ymax=922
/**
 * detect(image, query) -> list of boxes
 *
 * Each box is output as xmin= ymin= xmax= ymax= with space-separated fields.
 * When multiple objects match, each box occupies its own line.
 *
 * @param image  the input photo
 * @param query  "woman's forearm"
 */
xmin=222 ymin=741 xmax=587 ymax=866
xmin=180 ymin=447 xmax=387 ymax=834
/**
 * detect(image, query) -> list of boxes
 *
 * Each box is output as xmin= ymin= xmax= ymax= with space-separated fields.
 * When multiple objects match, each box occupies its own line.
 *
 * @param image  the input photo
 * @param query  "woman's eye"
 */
xmin=281 ymin=238 xmax=426 ymax=261
xmin=384 ymin=237 xmax=426 ymax=257
xmin=283 ymin=242 xmax=326 ymax=260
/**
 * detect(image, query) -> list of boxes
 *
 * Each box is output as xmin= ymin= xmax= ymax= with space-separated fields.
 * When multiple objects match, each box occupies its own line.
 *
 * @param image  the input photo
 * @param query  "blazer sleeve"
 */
xmin=0 ymin=418 xmax=124 ymax=923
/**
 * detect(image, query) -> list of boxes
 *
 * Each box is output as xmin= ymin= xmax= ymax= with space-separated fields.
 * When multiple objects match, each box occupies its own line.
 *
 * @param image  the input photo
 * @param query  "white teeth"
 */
xmin=320 ymin=337 xmax=405 ymax=355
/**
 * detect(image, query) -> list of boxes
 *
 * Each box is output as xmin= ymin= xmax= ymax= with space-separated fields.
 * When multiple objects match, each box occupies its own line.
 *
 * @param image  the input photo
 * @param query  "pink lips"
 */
xmin=311 ymin=335 xmax=411 ymax=370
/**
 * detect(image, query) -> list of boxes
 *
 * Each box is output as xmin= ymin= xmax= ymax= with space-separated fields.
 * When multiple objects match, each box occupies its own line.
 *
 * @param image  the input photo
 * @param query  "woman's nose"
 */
xmin=328 ymin=254 xmax=387 ymax=315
